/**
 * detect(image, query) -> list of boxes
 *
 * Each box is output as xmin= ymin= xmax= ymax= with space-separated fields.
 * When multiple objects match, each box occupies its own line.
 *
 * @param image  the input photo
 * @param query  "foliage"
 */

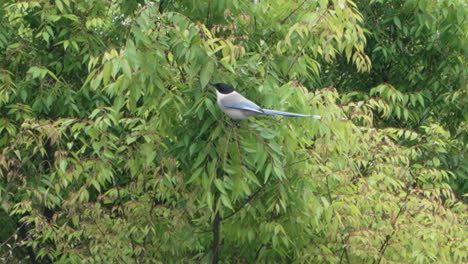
xmin=0 ymin=0 xmax=466 ymax=263
xmin=321 ymin=0 xmax=468 ymax=195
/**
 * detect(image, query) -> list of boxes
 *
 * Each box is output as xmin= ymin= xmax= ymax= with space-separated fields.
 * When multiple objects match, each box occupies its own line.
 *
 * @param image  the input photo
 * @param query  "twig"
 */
xmin=338 ymin=233 xmax=351 ymax=264
xmin=0 ymin=222 xmax=26 ymax=249
xmin=372 ymin=188 xmax=411 ymax=264
xmin=211 ymin=130 xmax=232 ymax=264
xmin=222 ymin=186 xmax=264 ymax=221
xmin=211 ymin=209 xmax=221 ymax=264
xmin=325 ymin=172 xmax=333 ymax=202
xmin=280 ymin=1 xmax=307 ymax=25
xmin=158 ymin=0 xmax=165 ymax=13
xmin=206 ymin=0 xmax=213 ymax=26
xmin=284 ymin=8 xmax=329 ymax=77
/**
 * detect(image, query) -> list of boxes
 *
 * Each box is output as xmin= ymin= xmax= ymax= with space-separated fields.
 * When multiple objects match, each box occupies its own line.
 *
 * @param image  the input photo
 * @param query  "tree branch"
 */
xmin=280 ymin=0 xmax=307 ymax=25
xmin=372 ymin=188 xmax=411 ymax=264
xmin=212 ymin=209 xmax=221 ymax=264
xmin=222 ymin=186 xmax=264 ymax=221
xmin=158 ymin=0 xmax=165 ymax=13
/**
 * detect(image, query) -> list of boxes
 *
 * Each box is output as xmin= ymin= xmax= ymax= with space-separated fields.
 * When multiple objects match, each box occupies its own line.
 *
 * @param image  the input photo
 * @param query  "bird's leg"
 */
xmin=230 ymin=120 xmax=240 ymax=128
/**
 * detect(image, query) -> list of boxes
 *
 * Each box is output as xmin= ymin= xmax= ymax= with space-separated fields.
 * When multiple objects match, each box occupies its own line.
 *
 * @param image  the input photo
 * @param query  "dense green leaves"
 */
xmin=1 ymin=0 xmax=466 ymax=263
xmin=324 ymin=0 xmax=468 ymax=196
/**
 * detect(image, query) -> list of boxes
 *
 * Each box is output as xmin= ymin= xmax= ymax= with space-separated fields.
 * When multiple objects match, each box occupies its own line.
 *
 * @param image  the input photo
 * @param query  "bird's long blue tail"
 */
xmin=262 ymin=109 xmax=321 ymax=120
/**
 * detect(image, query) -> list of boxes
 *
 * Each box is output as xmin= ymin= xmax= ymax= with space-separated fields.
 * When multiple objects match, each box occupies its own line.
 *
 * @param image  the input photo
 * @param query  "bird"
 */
xmin=210 ymin=83 xmax=322 ymax=121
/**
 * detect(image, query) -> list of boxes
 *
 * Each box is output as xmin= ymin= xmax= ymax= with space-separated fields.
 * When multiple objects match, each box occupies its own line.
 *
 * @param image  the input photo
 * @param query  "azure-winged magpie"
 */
xmin=211 ymin=83 xmax=322 ymax=121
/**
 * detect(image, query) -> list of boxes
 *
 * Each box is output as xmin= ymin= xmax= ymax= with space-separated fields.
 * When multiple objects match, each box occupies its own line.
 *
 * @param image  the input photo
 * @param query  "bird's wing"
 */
xmin=223 ymin=100 xmax=264 ymax=114
xmin=262 ymin=109 xmax=322 ymax=119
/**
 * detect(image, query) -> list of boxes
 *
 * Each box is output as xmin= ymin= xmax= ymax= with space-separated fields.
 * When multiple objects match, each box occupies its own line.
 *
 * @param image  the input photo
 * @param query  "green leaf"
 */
xmin=393 ymin=16 xmax=402 ymax=29
xmin=200 ymin=60 xmax=215 ymax=88
xmin=264 ymin=163 xmax=272 ymax=184
xmin=121 ymin=58 xmax=132 ymax=77
xmin=102 ymin=61 xmax=112 ymax=84
xmin=204 ymin=98 xmax=217 ymax=117
xmin=221 ymin=194 xmax=233 ymax=210
xmin=214 ymin=179 xmax=227 ymax=195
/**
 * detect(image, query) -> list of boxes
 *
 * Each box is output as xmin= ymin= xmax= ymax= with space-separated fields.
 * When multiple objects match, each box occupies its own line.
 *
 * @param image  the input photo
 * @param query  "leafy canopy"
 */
xmin=0 ymin=0 xmax=466 ymax=263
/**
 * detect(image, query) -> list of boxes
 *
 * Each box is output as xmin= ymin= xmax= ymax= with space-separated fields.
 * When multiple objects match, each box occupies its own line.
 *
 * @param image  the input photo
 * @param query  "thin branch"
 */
xmin=222 ymin=186 xmax=264 ymax=221
xmin=372 ymin=187 xmax=411 ymax=264
xmin=0 ymin=222 xmax=26 ymax=249
xmin=254 ymin=244 xmax=265 ymax=261
xmin=211 ymin=209 xmax=221 ymax=264
xmin=206 ymin=0 xmax=213 ymax=26
xmin=325 ymin=172 xmax=333 ymax=202
xmin=158 ymin=0 xmax=165 ymax=13
xmin=280 ymin=1 xmax=307 ymax=25
xmin=284 ymin=9 xmax=329 ymax=77
xmin=264 ymin=1 xmax=308 ymax=43
xmin=338 ymin=233 xmax=351 ymax=264
xmin=344 ymin=246 xmax=351 ymax=264
xmin=16 ymin=220 xmax=38 ymax=264
xmin=209 ymin=124 xmax=237 ymax=263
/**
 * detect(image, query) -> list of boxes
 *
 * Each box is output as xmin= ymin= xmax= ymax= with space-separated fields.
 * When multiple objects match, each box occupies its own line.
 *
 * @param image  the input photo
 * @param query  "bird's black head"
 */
xmin=210 ymin=83 xmax=234 ymax=94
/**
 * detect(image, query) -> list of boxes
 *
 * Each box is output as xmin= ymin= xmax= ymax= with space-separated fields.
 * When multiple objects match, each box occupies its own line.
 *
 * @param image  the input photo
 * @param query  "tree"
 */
xmin=1 ymin=0 xmax=466 ymax=263
xmin=321 ymin=0 xmax=468 ymax=196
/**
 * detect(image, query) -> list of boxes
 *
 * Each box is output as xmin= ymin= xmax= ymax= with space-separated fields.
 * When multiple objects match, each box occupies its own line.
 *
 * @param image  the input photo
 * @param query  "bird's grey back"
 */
xmin=219 ymin=92 xmax=246 ymax=104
